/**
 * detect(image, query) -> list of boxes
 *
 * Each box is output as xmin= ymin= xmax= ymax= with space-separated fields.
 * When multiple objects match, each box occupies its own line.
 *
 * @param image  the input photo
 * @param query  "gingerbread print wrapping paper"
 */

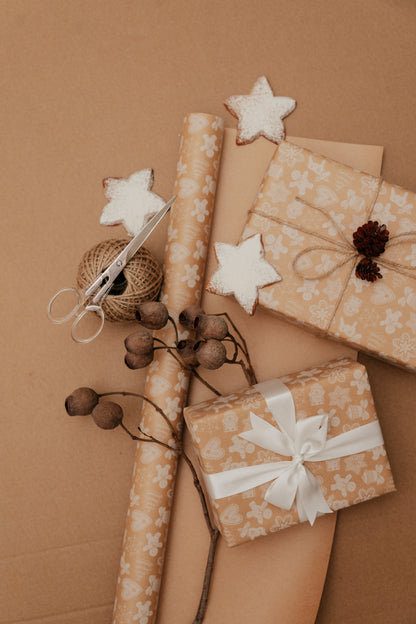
xmin=112 ymin=113 xmax=224 ymax=623
xmin=185 ymin=358 xmax=395 ymax=547
xmin=238 ymin=141 xmax=416 ymax=370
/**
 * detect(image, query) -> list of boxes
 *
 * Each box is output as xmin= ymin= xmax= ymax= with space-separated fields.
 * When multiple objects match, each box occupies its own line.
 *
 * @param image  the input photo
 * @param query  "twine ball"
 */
xmin=77 ymin=239 xmax=163 ymax=322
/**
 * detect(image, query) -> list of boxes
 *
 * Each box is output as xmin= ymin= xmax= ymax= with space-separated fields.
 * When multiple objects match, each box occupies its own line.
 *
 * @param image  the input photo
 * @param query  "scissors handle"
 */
xmin=47 ymin=287 xmax=83 ymax=324
xmin=71 ymin=305 xmax=105 ymax=344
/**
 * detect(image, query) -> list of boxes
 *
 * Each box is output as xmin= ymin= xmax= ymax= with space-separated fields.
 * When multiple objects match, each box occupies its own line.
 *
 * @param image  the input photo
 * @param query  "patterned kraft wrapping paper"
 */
xmin=184 ymin=358 xmax=395 ymax=547
xmin=241 ymin=140 xmax=416 ymax=370
xmin=112 ymin=113 xmax=224 ymax=623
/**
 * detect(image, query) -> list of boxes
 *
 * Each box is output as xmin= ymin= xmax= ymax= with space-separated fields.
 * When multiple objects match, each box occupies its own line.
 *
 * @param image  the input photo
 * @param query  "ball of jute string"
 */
xmin=76 ymin=239 xmax=163 ymax=322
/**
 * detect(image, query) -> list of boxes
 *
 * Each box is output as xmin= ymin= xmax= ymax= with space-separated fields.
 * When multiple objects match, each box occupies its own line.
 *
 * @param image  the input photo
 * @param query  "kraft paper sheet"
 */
xmin=112 ymin=113 xmax=224 ymax=623
xmin=155 ymin=132 xmax=383 ymax=624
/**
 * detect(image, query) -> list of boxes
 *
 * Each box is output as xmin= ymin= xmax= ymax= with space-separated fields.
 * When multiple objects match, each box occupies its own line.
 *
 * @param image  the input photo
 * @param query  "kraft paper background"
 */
xmin=1 ymin=2 xmax=415 ymax=623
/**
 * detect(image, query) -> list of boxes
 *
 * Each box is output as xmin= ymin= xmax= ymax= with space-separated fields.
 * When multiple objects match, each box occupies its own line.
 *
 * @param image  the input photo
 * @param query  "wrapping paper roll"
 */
xmin=112 ymin=113 xmax=224 ymax=624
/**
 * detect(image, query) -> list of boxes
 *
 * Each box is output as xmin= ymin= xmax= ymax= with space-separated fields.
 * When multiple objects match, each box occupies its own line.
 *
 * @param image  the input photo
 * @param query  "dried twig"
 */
xmin=216 ymin=313 xmax=258 ymax=384
xmin=155 ymin=338 xmax=222 ymax=396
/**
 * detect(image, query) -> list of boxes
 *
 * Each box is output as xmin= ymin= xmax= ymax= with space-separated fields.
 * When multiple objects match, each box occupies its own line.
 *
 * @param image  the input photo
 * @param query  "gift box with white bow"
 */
xmin=184 ymin=358 xmax=395 ymax=546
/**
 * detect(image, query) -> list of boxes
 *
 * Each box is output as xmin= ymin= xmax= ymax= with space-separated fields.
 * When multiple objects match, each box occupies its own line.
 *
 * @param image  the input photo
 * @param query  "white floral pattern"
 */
xmin=267 ymin=180 xmax=290 ymax=203
xmin=181 ymin=264 xmax=200 ymax=288
xmin=247 ymin=501 xmax=273 ymax=524
xmin=191 ymin=198 xmax=209 ymax=222
xmin=392 ymin=332 xmax=416 ymax=362
xmin=152 ymin=465 xmax=172 ymax=489
xmin=143 ymin=533 xmax=163 ymax=557
xmin=133 ymin=600 xmax=153 ymax=624
xmin=203 ymin=174 xmax=216 ymax=195
xmin=290 ymin=170 xmax=313 ymax=195
xmin=200 ymin=133 xmax=218 ymax=157
xmin=380 ymin=308 xmax=403 ymax=334
xmin=264 ymin=233 xmax=288 ymax=260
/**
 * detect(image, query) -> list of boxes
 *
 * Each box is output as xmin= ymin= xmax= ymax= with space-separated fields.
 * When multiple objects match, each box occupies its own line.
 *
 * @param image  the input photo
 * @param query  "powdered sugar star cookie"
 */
xmin=224 ymin=76 xmax=296 ymax=146
xmin=100 ymin=168 xmax=165 ymax=237
xmin=206 ymin=234 xmax=282 ymax=315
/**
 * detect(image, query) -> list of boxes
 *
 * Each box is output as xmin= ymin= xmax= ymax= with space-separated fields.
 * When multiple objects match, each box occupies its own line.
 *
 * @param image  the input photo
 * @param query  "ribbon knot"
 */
xmin=292 ymin=453 xmax=305 ymax=469
xmin=203 ymin=378 xmax=384 ymax=526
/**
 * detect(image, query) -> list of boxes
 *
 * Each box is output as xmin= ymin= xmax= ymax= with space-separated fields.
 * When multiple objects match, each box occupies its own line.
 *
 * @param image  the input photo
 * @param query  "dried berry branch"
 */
xmin=193 ymin=528 xmax=219 ymax=624
xmin=220 ymin=324 xmax=256 ymax=384
xmin=223 ymin=336 xmax=239 ymax=362
xmin=191 ymin=369 xmax=221 ymax=397
xmin=214 ymin=312 xmax=249 ymax=354
xmin=99 ymin=390 xmax=177 ymax=438
xmin=223 ymin=333 xmax=257 ymax=385
xmin=167 ymin=315 xmax=179 ymax=343
xmin=155 ymin=339 xmax=222 ymax=397
xmin=180 ymin=450 xmax=220 ymax=624
xmin=214 ymin=312 xmax=257 ymax=385
xmin=125 ymin=302 xmax=257 ymax=389
xmin=66 ymin=301 xmax=258 ymax=624
xmin=65 ymin=386 xmax=219 ymax=624
xmin=120 ymin=422 xmax=173 ymax=451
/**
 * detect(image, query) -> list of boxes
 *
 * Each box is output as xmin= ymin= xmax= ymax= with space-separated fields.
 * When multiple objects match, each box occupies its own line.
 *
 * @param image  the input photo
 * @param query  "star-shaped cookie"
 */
xmin=206 ymin=234 xmax=282 ymax=315
xmin=224 ymin=76 xmax=296 ymax=145
xmin=100 ymin=168 xmax=165 ymax=237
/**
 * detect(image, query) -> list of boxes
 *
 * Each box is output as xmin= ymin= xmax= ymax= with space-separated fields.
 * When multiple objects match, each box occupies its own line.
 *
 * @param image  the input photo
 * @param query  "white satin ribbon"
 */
xmin=203 ymin=379 xmax=384 ymax=525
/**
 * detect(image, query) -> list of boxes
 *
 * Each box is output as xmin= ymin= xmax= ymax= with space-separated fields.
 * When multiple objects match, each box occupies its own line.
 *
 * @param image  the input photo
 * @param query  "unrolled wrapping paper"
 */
xmin=156 ymin=135 xmax=383 ymax=624
xmin=185 ymin=357 xmax=395 ymax=547
xmin=241 ymin=141 xmax=416 ymax=370
xmin=112 ymin=113 xmax=224 ymax=623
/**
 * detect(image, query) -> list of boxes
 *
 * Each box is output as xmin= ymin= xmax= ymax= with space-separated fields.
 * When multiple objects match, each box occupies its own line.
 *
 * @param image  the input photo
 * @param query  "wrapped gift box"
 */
xmin=184 ymin=358 xmax=395 ymax=546
xmin=241 ymin=141 xmax=416 ymax=371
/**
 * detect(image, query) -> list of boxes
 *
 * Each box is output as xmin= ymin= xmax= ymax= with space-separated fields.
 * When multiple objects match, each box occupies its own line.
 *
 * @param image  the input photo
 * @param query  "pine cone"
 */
xmin=355 ymin=258 xmax=382 ymax=282
xmin=353 ymin=220 xmax=389 ymax=257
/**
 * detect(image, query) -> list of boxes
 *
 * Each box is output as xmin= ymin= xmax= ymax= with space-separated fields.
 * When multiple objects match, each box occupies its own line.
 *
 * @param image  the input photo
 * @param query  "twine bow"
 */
xmin=291 ymin=197 xmax=416 ymax=282
xmin=248 ymin=178 xmax=416 ymax=332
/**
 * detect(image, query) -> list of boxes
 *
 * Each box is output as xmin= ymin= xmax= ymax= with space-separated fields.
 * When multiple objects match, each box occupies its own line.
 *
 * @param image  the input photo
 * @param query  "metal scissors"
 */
xmin=47 ymin=197 xmax=175 ymax=343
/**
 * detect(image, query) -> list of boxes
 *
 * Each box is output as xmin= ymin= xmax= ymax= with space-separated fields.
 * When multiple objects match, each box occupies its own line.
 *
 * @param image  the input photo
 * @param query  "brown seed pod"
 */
xmin=135 ymin=301 xmax=169 ymax=330
xmin=125 ymin=350 xmax=154 ymax=370
xmin=124 ymin=327 xmax=154 ymax=354
xmin=195 ymin=339 xmax=227 ymax=370
xmin=65 ymin=387 xmax=99 ymax=416
xmin=177 ymin=339 xmax=199 ymax=368
xmin=179 ymin=305 xmax=205 ymax=329
xmin=194 ymin=314 xmax=228 ymax=340
xmin=92 ymin=401 xmax=123 ymax=429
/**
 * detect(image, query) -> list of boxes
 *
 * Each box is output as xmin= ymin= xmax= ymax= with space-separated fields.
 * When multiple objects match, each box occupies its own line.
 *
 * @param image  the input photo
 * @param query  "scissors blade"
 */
xmin=87 ymin=196 xmax=175 ymax=303
xmin=123 ymin=196 xmax=176 ymax=265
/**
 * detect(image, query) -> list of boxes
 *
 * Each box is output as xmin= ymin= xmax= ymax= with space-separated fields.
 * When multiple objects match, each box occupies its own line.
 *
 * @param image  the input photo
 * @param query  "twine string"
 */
xmin=77 ymin=239 xmax=163 ymax=322
xmin=249 ymin=200 xmax=416 ymax=281
xmin=292 ymin=247 xmax=358 ymax=281
xmin=248 ymin=178 xmax=416 ymax=331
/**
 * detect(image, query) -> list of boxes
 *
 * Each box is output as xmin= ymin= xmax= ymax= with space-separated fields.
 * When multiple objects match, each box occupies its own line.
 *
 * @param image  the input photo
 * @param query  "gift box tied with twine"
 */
xmin=241 ymin=141 xmax=416 ymax=370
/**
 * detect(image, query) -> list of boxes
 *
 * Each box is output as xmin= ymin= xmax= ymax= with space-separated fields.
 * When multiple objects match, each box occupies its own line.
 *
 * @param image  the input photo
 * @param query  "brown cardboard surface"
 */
xmin=0 ymin=127 xmax=379 ymax=624
xmin=1 ymin=1 xmax=415 ymax=623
